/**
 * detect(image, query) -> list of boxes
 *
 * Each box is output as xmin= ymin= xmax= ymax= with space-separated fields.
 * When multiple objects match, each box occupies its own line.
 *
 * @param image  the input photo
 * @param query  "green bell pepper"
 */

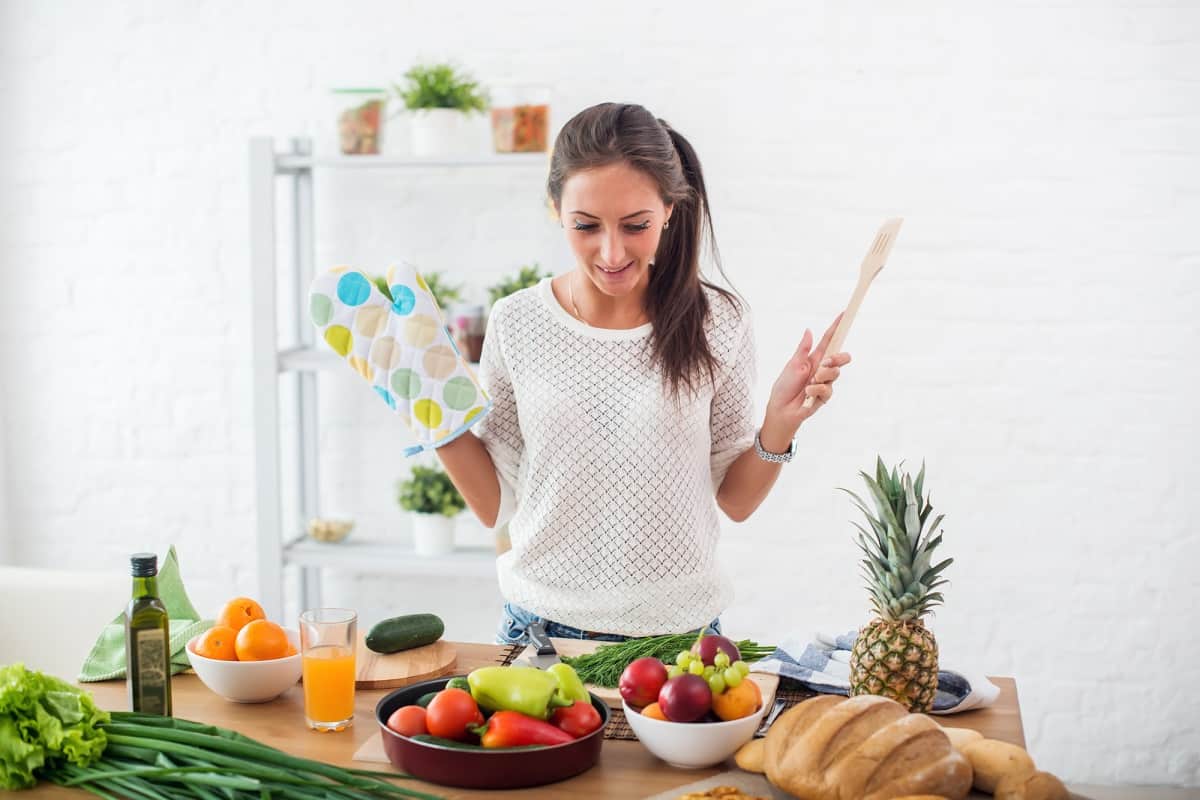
xmin=467 ymin=666 xmax=575 ymax=719
xmin=547 ymin=662 xmax=589 ymax=704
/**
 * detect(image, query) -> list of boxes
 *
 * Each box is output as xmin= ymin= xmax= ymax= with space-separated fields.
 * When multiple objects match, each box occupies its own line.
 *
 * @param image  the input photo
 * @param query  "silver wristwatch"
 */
xmin=754 ymin=429 xmax=796 ymax=463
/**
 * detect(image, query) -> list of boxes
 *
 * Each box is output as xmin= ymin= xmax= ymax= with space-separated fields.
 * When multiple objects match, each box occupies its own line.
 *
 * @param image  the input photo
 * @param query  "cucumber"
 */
xmin=410 ymin=735 xmax=543 ymax=752
xmin=416 ymin=691 xmax=438 ymax=708
xmin=365 ymin=613 xmax=445 ymax=654
xmin=445 ymin=677 xmax=470 ymax=692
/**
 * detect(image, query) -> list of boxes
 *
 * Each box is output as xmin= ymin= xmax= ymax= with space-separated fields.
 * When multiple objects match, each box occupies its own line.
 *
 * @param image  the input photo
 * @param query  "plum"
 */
xmin=691 ymin=634 xmax=741 ymax=667
xmin=657 ymin=673 xmax=712 ymax=722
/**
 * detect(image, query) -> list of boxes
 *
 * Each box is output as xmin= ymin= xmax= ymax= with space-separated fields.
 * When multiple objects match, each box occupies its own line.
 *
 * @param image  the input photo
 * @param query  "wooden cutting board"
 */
xmin=643 ymin=770 xmax=1090 ymax=800
xmin=354 ymin=636 xmax=457 ymax=689
xmin=513 ymin=638 xmax=780 ymax=710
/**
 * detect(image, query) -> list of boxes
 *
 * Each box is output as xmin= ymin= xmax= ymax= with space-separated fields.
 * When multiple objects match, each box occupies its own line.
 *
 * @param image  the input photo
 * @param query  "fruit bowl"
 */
xmin=622 ymin=698 xmax=768 ymax=769
xmin=375 ymin=676 xmax=609 ymax=789
xmin=186 ymin=629 xmax=301 ymax=703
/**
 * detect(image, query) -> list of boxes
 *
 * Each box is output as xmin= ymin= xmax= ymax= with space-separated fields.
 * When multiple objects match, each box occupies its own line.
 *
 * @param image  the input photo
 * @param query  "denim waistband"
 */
xmin=495 ymin=601 xmax=722 ymax=646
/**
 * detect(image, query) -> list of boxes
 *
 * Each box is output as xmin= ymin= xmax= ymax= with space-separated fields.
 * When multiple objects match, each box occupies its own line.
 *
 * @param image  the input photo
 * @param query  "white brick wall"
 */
xmin=2 ymin=0 xmax=1198 ymax=786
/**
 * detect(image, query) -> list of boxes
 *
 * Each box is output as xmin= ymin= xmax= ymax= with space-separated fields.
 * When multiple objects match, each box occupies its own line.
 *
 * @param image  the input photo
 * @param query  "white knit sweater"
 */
xmin=473 ymin=278 xmax=757 ymax=636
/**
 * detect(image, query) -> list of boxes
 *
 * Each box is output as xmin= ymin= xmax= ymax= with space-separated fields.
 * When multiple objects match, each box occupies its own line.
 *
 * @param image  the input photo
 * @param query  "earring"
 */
xmin=663 ymin=221 xmax=670 ymax=230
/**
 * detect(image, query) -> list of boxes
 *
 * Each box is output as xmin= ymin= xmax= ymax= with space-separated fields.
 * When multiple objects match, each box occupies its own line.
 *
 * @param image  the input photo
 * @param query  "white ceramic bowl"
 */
xmin=186 ymin=628 xmax=302 ymax=703
xmin=622 ymin=698 xmax=769 ymax=769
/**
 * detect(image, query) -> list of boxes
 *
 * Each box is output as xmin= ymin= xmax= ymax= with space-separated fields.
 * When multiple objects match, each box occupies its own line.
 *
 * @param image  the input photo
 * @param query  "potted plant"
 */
xmin=420 ymin=271 xmax=464 ymax=309
xmin=397 ymin=465 xmax=466 ymax=556
xmin=487 ymin=264 xmax=551 ymax=306
xmin=393 ymin=63 xmax=488 ymax=157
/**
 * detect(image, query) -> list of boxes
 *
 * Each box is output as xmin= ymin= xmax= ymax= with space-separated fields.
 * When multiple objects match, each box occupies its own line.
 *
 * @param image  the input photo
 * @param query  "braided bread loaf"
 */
xmin=763 ymin=695 xmax=972 ymax=800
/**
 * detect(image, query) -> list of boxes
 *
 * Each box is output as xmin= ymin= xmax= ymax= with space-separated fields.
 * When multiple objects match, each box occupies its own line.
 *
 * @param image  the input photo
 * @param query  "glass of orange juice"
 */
xmin=299 ymin=608 xmax=356 ymax=731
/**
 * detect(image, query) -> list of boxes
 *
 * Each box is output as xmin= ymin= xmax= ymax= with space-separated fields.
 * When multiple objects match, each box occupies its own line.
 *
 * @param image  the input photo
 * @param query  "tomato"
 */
xmin=550 ymin=700 xmax=603 ymax=738
xmin=385 ymin=705 xmax=428 ymax=737
xmin=424 ymin=688 xmax=484 ymax=741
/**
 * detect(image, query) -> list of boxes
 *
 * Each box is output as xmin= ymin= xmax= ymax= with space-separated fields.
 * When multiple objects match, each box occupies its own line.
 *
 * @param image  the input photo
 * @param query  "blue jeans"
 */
xmin=495 ymin=601 xmax=722 ymax=646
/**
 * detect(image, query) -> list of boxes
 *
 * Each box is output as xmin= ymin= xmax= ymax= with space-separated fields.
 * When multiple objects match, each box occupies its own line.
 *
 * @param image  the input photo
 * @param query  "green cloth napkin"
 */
xmin=78 ymin=545 xmax=213 ymax=682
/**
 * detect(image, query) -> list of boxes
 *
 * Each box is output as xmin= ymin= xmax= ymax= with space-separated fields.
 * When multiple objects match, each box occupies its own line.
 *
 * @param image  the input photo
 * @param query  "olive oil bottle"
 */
xmin=124 ymin=552 xmax=172 ymax=715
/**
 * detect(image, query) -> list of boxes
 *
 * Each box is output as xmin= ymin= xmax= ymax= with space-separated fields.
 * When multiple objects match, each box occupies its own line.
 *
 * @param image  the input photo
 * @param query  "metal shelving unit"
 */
xmin=248 ymin=137 xmax=544 ymax=621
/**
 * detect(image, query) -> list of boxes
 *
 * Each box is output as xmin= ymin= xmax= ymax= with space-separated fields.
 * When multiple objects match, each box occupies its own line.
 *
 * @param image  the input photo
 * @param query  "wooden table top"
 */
xmin=29 ymin=642 xmax=1025 ymax=799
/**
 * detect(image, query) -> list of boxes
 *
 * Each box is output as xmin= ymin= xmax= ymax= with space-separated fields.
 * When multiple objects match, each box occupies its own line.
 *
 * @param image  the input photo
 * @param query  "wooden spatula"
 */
xmin=802 ymin=217 xmax=903 ymax=409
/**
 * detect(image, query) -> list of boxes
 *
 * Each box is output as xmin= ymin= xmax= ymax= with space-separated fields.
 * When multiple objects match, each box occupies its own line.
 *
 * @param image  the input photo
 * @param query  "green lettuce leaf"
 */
xmin=0 ymin=664 xmax=108 ymax=790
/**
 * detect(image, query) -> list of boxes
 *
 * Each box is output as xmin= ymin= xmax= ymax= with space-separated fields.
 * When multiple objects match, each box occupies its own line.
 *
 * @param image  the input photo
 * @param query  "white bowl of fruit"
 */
xmin=620 ymin=635 xmax=769 ymax=769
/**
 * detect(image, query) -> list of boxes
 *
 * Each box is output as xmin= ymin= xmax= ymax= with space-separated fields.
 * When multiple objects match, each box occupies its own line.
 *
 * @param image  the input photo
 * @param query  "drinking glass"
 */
xmin=299 ymin=608 xmax=357 ymax=731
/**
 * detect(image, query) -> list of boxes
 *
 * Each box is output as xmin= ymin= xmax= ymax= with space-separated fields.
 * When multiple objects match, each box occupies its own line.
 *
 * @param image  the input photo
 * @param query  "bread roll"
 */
xmin=735 ymin=738 xmax=766 ymax=773
xmin=994 ymin=770 xmax=1069 ymax=800
xmin=764 ymin=695 xmax=972 ymax=800
xmin=940 ymin=727 xmax=983 ymax=751
xmin=961 ymin=739 xmax=1036 ymax=793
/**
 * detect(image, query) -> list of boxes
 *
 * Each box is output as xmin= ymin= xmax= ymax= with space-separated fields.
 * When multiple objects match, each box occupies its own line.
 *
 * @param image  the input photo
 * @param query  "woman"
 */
xmin=436 ymin=102 xmax=849 ymax=645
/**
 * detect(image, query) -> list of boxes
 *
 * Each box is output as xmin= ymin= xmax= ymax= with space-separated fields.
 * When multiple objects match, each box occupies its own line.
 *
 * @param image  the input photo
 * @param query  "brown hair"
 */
xmin=547 ymin=102 xmax=740 ymax=396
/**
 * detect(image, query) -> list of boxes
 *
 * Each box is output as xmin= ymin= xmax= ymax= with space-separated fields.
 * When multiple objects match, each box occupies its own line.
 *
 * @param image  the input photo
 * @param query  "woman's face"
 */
xmin=558 ymin=162 xmax=672 ymax=299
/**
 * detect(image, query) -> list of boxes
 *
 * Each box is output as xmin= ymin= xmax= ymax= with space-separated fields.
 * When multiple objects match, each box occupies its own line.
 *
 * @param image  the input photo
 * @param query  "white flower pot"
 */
xmin=412 ymin=513 xmax=456 ymax=556
xmin=408 ymin=109 xmax=474 ymax=157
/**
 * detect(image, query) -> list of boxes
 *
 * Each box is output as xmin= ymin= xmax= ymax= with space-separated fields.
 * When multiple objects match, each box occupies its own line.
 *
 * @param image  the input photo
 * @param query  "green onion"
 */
xmin=559 ymin=633 xmax=776 ymax=688
xmin=41 ymin=712 xmax=444 ymax=800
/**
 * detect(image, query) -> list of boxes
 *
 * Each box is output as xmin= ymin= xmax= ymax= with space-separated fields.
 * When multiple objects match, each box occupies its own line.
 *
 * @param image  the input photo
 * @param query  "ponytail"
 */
xmin=646 ymin=120 xmax=739 ymax=396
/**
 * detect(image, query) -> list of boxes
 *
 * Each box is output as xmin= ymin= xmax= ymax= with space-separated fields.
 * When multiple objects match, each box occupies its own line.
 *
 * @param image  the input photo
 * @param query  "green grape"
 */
xmin=675 ymin=650 xmax=692 ymax=667
xmin=688 ymin=660 xmax=704 ymax=676
xmin=734 ymin=660 xmax=750 ymax=677
xmin=723 ymin=667 xmax=743 ymax=688
xmin=713 ymin=651 xmax=731 ymax=669
xmin=703 ymin=665 xmax=715 ymax=678
xmin=667 ymin=665 xmax=684 ymax=679
xmin=707 ymin=674 xmax=726 ymax=695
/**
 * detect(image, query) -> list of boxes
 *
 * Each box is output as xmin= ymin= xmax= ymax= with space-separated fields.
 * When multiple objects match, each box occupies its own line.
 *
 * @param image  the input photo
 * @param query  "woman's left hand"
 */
xmin=762 ymin=313 xmax=851 ymax=442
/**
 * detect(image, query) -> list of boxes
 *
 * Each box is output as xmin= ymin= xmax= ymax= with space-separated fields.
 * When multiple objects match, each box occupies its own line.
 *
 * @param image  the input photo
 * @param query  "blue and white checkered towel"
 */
xmin=751 ymin=629 xmax=1000 ymax=715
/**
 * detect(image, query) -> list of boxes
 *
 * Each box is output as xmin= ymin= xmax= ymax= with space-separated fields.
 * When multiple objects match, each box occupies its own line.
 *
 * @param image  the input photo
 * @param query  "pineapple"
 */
xmin=842 ymin=457 xmax=952 ymax=713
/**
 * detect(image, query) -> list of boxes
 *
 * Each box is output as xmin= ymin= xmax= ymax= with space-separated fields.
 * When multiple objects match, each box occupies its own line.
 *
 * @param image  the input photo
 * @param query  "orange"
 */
xmin=641 ymin=702 xmax=668 ymax=721
xmin=193 ymin=625 xmax=238 ymax=661
xmin=712 ymin=677 xmax=762 ymax=721
xmin=216 ymin=597 xmax=265 ymax=633
xmin=234 ymin=619 xmax=290 ymax=661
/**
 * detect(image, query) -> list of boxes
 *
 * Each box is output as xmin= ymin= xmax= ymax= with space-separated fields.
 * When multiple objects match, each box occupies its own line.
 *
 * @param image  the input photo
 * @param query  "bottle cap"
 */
xmin=130 ymin=553 xmax=158 ymax=577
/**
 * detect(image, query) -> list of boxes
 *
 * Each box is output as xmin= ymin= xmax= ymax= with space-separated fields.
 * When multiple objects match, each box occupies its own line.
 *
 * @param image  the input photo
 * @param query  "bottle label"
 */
xmin=135 ymin=628 xmax=169 ymax=715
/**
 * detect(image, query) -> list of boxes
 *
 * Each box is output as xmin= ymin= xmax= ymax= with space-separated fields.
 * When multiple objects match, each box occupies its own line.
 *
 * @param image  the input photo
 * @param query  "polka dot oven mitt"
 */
xmin=308 ymin=264 xmax=490 ymax=456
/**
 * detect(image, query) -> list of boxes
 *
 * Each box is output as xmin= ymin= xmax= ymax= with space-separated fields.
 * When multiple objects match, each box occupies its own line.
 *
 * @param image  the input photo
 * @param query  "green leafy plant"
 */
xmin=488 ymin=264 xmax=551 ymax=306
xmin=397 ymin=465 xmax=466 ymax=517
xmin=0 ymin=664 xmax=108 ymax=790
xmin=421 ymin=271 xmax=464 ymax=308
xmin=370 ymin=274 xmax=393 ymax=301
xmin=394 ymin=63 xmax=488 ymax=113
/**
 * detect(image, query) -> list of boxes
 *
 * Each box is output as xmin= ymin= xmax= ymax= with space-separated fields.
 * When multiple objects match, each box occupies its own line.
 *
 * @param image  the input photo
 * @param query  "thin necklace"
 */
xmin=568 ymin=273 xmax=648 ymax=328
xmin=568 ymin=274 xmax=587 ymax=324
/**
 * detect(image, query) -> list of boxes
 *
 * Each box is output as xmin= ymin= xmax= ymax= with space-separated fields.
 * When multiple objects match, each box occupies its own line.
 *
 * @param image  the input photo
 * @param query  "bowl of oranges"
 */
xmin=186 ymin=597 xmax=302 ymax=703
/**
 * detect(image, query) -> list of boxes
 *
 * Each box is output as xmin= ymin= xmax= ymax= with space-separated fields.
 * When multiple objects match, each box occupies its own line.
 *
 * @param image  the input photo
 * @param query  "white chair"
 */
xmin=0 ymin=566 xmax=129 ymax=681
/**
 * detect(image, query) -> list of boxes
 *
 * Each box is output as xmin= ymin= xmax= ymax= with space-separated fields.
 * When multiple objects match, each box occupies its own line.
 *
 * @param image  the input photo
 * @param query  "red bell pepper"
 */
xmin=470 ymin=710 xmax=575 ymax=748
xmin=550 ymin=700 xmax=603 ymax=738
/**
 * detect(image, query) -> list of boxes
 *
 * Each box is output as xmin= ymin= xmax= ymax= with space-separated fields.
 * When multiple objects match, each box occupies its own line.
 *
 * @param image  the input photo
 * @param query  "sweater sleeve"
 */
xmin=473 ymin=302 xmax=523 ymax=529
xmin=709 ymin=302 xmax=758 ymax=490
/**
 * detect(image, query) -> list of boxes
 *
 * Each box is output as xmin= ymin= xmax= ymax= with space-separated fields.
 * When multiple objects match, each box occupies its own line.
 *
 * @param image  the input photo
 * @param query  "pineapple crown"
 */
xmin=840 ymin=457 xmax=952 ymax=623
